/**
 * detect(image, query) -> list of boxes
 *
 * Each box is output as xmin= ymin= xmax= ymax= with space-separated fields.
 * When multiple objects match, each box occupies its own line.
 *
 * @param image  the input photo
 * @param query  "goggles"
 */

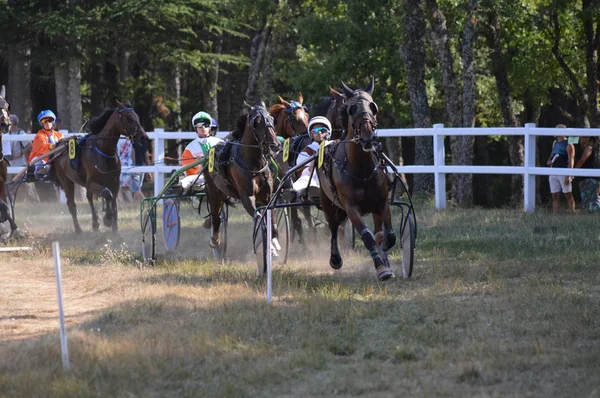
xmin=195 ymin=120 xmax=211 ymax=128
xmin=41 ymin=118 xmax=54 ymax=123
xmin=311 ymin=126 xmax=330 ymax=135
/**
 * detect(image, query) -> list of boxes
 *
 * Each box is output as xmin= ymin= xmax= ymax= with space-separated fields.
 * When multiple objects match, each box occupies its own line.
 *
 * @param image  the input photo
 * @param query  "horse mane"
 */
xmin=268 ymin=103 xmax=286 ymax=116
xmin=312 ymin=97 xmax=333 ymax=117
xmin=231 ymin=113 xmax=248 ymax=140
xmin=88 ymin=108 xmax=115 ymax=135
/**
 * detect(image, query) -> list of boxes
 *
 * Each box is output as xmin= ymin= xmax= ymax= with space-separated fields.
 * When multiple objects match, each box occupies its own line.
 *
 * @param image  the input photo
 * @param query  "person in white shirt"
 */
xmin=293 ymin=116 xmax=332 ymax=200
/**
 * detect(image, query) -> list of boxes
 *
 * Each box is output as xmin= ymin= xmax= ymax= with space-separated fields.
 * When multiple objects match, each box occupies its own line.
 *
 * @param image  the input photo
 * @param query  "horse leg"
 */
xmin=111 ymin=196 xmax=119 ymax=234
xmin=208 ymin=197 xmax=224 ymax=249
xmin=58 ymin=177 xmax=82 ymax=234
xmin=373 ymin=203 xmax=396 ymax=252
xmin=343 ymin=200 xmax=394 ymax=281
xmin=0 ymin=199 xmax=24 ymax=239
xmin=301 ymin=205 xmax=316 ymax=242
xmin=86 ymin=187 xmax=100 ymax=231
xmin=0 ymin=182 xmax=24 ymax=239
xmin=290 ymin=207 xmax=305 ymax=245
xmin=205 ymin=177 xmax=226 ymax=249
xmin=320 ymin=190 xmax=347 ymax=269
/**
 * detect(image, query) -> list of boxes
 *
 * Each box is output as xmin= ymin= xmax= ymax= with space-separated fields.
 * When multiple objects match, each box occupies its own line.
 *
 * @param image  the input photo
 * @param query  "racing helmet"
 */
xmin=37 ymin=110 xmax=56 ymax=125
xmin=307 ymin=116 xmax=332 ymax=140
xmin=191 ymin=111 xmax=212 ymax=128
xmin=210 ymin=118 xmax=218 ymax=136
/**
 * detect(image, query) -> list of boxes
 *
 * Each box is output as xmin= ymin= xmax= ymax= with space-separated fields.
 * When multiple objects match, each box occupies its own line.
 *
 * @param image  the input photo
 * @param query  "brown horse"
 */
xmin=269 ymin=95 xmax=317 ymax=244
xmin=316 ymin=77 xmax=396 ymax=281
xmin=204 ymin=103 xmax=281 ymax=254
xmin=0 ymin=85 xmax=25 ymax=239
xmin=52 ymin=100 xmax=148 ymax=234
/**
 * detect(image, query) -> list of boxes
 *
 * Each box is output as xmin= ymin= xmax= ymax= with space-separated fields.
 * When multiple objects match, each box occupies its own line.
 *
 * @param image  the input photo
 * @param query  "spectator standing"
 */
xmin=7 ymin=114 xmax=31 ymax=167
xmin=574 ymin=136 xmax=600 ymax=212
xmin=131 ymin=138 xmax=152 ymax=201
xmin=546 ymin=124 xmax=575 ymax=212
xmin=117 ymin=137 xmax=134 ymax=204
xmin=5 ymin=114 xmax=38 ymax=202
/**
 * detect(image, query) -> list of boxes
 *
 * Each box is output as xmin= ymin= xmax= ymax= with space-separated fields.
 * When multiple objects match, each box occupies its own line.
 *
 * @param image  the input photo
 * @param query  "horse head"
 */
xmin=113 ymin=99 xmax=148 ymax=144
xmin=279 ymin=94 xmax=309 ymax=137
xmin=340 ymin=77 xmax=379 ymax=151
xmin=246 ymin=101 xmax=281 ymax=155
xmin=326 ymin=88 xmax=347 ymax=139
xmin=0 ymin=86 xmax=11 ymax=134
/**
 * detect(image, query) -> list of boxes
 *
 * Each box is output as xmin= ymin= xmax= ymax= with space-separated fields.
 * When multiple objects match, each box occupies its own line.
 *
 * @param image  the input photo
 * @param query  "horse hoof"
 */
xmin=209 ymin=238 xmax=219 ymax=249
xmin=330 ymin=254 xmax=343 ymax=270
xmin=11 ymin=228 xmax=27 ymax=240
xmin=376 ymin=266 xmax=395 ymax=281
xmin=103 ymin=216 xmax=113 ymax=228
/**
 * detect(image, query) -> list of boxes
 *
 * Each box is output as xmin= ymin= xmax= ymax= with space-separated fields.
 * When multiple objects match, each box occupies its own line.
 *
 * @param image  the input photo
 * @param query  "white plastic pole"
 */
xmin=433 ymin=124 xmax=446 ymax=209
xmin=266 ymin=209 xmax=273 ymax=303
xmin=52 ymin=241 xmax=70 ymax=371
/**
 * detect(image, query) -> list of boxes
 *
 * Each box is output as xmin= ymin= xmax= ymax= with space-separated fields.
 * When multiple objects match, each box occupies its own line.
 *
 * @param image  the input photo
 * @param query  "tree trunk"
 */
xmin=583 ymin=0 xmax=600 ymax=127
xmin=89 ymin=52 xmax=105 ymax=117
xmin=425 ymin=0 xmax=474 ymax=206
xmin=485 ymin=8 xmax=523 ymax=206
xmin=245 ymin=24 xmax=272 ymax=106
xmin=118 ymin=48 xmax=130 ymax=84
xmin=7 ymin=45 xmax=32 ymax=133
xmin=403 ymin=0 xmax=434 ymax=194
xmin=455 ymin=0 xmax=477 ymax=207
xmin=54 ymin=58 xmax=82 ymax=132
xmin=203 ymin=37 xmax=222 ymax=119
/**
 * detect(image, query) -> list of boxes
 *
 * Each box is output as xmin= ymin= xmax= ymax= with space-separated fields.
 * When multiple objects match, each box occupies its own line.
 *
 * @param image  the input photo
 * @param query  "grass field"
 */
xmin=1 ymin=199 xmax=599 ymax=397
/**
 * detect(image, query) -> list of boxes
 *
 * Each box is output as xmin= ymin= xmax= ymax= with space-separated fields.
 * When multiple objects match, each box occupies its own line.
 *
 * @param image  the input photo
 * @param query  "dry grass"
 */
xmin=1 ymin=199 xmax=599 ymax=397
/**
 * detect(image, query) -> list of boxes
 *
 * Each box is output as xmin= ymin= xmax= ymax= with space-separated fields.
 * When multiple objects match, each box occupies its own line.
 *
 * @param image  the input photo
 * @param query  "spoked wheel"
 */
xmin=141 ymin=209 xmax=156 ymax=265
xmin=400 ymin=215 xmax=415 ymax=278
xmin=255 ymin=216 xmax=268 ymax=276
xmin=212 ymin=205 xmax=228 ymax=260
xmin=162 ymin=198 xmax=181 ymax=252
xmin=273 ymin=205 xmax=290 ymax=265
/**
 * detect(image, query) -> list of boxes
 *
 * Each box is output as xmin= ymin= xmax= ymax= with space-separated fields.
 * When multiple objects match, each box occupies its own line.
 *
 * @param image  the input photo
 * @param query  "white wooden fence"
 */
xmin=5 ymin=125 xmax=600 ymax=212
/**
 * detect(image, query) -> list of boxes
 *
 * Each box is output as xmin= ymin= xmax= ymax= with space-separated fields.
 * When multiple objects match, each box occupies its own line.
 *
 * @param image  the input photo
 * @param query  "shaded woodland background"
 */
xmin=0 ymin=0 xmax=598 ymax=207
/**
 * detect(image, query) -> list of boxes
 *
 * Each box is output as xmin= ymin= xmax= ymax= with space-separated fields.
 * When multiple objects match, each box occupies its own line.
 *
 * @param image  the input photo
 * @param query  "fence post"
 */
xmin=433 ymin=124 xmax=446 ymax=209
xmin=523 ymin=123 xmax=536 ymax=212
xmin=153 ymin=129 xmax=165 ymax=197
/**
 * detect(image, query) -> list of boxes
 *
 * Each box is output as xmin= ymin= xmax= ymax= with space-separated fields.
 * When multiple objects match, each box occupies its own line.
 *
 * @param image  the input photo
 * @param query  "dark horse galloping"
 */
xmin=0 ymin=85 xmax=25 ymax=239
xmin=204 ymin=103 xmax=282 ymax=254
xmin=52 ymin=100 xmax=148 ymax=234
xmin=317 ymin=78 xmax=396 ymax=281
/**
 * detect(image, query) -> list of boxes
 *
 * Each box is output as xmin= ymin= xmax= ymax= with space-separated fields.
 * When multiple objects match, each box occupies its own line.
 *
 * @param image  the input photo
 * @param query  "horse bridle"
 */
xmin=117 ymin=107 xmax=142 ymax=142
xmin=248 ymin=106 xmax=278 ymax=154
xmin=347 ymin=95 xmax=379 ymax=146
xmin=285 ymin=101 xmax=308 ymax=136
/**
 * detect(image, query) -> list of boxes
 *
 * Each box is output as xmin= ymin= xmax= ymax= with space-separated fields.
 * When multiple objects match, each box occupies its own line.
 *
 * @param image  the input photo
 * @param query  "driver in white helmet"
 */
xmin=292 ymin=116 xmax=333 ymax=200
xmin=179 ymin=111 xmax=223 ymax=193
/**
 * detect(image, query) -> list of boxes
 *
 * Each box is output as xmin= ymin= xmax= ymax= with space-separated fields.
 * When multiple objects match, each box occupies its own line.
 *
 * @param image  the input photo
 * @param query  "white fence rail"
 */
xmin=5 ymin=125 xmax=600 ymax=212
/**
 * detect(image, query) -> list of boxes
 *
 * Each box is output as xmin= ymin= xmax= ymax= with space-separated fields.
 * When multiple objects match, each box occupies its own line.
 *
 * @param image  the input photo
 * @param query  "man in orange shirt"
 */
xmin=26 ymin=110 xmax=64 ymax=181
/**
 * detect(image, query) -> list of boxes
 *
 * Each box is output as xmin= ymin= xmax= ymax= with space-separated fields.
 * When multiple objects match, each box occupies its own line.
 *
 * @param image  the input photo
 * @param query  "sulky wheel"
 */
xmin=162 ymin=198 xmax=181 ymax=252
xmin=400 ymin=215 xmax=415 ymax=278
xmin=141 ymin=209 xmax=156 ymax=265
xmin=273 ymin=204 xmax=290 ymax=265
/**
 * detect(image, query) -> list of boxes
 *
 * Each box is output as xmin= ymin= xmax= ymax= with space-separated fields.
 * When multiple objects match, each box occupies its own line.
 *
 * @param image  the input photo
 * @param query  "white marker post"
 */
xmin=266 ymin=209 xmax=273 ymax=303
xmin=52 ymin=241 xmax=70 ymax=371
